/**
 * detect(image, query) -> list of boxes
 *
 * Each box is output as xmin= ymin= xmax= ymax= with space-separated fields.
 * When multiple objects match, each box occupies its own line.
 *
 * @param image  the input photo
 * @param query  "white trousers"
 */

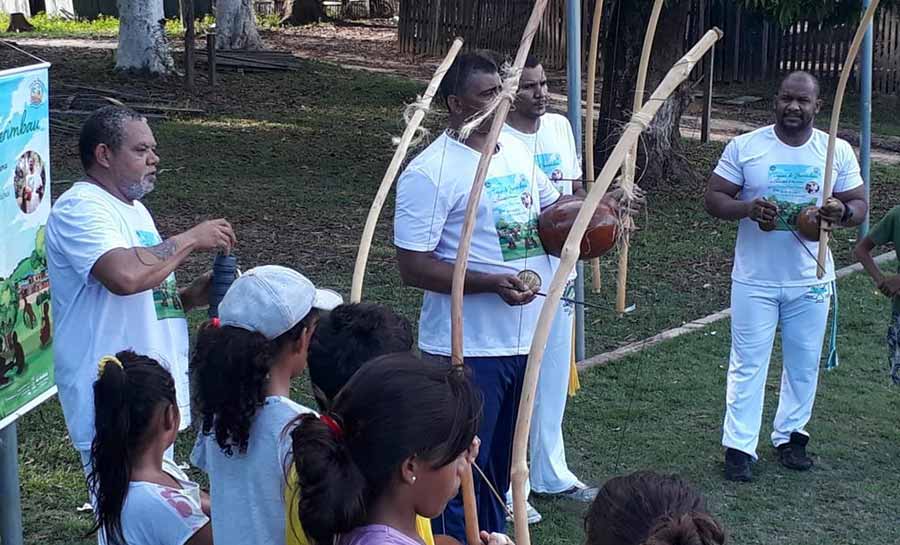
xmin=529 ymin=298 xmax=579 ymax=493
xmin=505 ymin=295 xmax=580 ymax=503
xmin=723 ymin=280 xmax=831 ymax=459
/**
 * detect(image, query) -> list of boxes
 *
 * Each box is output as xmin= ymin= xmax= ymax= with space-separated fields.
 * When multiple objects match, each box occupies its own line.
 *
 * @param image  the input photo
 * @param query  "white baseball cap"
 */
xmin=218 ymin=265 xmax=343 ymax=340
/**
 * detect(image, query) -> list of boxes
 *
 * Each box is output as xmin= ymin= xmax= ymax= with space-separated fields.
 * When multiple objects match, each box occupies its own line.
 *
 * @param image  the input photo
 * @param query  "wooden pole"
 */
xmin=448 ymin=2 xmax=549 ymax=545
xmin=182 ymin=0 xmax=196 ymax=92
xmin=585 ymin=0 xmax=605 ymax=293
xmin=207 ymin=29 xmax=217 ymax=87
xmin=701 ymin=45 xmax=714 ymax=143
xmin=510 ymin=29 xmax=722 ymax=545
xmin=732 ymin=5 xmax=742 ymax=81
xmin=615 ymin=0 xmax=663 ymax=314
xmin=350 ymin=38 xmax=464 ymax=303
xmin=816 ymin=0 xmax=881 ymax=277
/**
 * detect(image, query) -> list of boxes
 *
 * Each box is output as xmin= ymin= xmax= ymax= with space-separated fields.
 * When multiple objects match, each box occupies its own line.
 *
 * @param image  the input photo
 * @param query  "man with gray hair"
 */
xmin=47 ymin=105 xmax=236 ymax=474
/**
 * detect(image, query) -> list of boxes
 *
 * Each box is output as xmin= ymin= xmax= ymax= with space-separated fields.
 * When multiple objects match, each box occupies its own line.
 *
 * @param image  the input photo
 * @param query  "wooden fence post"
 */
xmin=702 ymin=45 xmax=714 ymax=143
xmin=207 ymin=29 xmax=217 ymax=87
xmin=182 ymin=0 xmax=196 ymax=92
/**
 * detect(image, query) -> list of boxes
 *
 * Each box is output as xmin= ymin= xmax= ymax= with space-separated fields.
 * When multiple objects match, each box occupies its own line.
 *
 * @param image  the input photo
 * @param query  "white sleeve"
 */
xmin=394 ymin=167 xmax=454 ymax=252
xmin=537 ymin=169 xmax=561 ymax=208
xmin=712 ymin=139 xmax=744 ymax=187
xmin=47 ymin=197 xmax=129 ymax=284
xmin=124 ymin=486 xmax=209 ymax=545
xmin=565 ymin=121 xmax=583 ymax=179
xmin=832 ymin=140 xmax=863 ymax=193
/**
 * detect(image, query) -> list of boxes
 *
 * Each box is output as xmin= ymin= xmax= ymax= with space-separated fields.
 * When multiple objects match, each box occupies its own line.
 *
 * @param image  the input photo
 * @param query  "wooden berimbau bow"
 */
xmin=350 ymin=38 xmax=464 ymax=303
xmin=448 ymin=2 xmax=550 ymax=544
xmin=615 ymin=0 xmax=664 ymax=313
xmin=584 ymin=0 xmax=604 ymax=293
xmin=509 ymin=27 xmax=723 ymax=545
xmin=815 ymin=0 xmax=880 ymax=277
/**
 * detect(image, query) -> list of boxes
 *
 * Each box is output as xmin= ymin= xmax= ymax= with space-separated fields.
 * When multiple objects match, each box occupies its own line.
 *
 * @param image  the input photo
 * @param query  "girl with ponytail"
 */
xmin=290 ymin=353 xmax=511 ymax=545
xmin=190 ymin=265 xmax=342 ymax=545
xmin=584 ymin=471 xmax=726 ymax=545
xmin=87 ymin=350 xmax=211 ymax=545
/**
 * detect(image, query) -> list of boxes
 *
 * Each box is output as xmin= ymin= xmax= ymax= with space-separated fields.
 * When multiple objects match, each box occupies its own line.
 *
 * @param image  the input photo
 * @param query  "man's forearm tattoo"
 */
xmin=134 ymin=239 xmax=177 ymax=266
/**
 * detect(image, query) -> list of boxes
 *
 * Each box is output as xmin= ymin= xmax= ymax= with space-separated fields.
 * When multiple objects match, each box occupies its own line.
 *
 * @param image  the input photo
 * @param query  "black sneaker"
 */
xmin=724 ymin=448 xmax=753 ymax=482
xmin=777 ymin=432 xmax=813 ymax=471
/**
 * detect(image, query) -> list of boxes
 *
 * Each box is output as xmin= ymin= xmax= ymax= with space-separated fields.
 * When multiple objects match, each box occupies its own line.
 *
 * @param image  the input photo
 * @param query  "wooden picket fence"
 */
xmin=398 ymin=0 xmax=900 ymax=95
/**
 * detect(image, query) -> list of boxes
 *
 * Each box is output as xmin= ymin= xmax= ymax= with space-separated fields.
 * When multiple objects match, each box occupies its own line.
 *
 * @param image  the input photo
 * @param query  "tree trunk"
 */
xmin=5 ymin=13 xmax=34 ymax=32
xmin=594 ymin=0 xmax=697 ymax=188
xmin=181 ymin=0 xmax=195 ymax=91
xmin=116 ymin=0 xmax=173 ymax=74
xmin=215 ymin=0 xmax=262 ymax=50
xmin=342 ymin=0 xmax=369 ymax=19
xmin=44 ymin=0 xmax=76 ymax=18
xmin=281 ymin=0 xmax=326 ymax=25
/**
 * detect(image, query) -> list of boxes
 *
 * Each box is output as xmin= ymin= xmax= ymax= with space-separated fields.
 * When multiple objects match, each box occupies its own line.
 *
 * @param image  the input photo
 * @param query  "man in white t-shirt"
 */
xmin=704 ymin=72 xmax=867 ymax=482
xmin=47 ymin=106 xmax=237 ymax=474
xmin=394 ymin=52 xmax=560 ymax=542
xmin=500 ymin=54 xmax=599 ymax=515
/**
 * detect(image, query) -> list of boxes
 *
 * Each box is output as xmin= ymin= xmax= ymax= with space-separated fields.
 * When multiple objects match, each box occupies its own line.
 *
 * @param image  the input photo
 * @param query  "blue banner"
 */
xmin=0 ymin=62 xmax=54 ymax=429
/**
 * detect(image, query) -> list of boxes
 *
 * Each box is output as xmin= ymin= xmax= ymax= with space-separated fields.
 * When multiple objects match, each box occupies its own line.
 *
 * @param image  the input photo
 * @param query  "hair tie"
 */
xmin=320 ymin=414 xmax=343 ymax=441
xmin=211 ymin=317 xmax=221 ymax=328
xmin=98 ymin=355 xmax=123 ymax=376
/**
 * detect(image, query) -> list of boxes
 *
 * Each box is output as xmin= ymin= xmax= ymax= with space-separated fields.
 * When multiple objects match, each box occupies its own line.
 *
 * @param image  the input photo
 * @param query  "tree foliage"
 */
xmin=0 ymin=280 xmax=17 ymax=335
xmin=738 ymin=0 xmax=895 ymax=26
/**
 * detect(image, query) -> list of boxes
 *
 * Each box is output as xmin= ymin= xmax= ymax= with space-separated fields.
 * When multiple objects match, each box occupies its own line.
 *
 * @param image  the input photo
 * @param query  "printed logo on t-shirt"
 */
xmin=763 ymin=164 xmax=820 ymax=231
xmin=156 ymin=487 xmax=207 ymax=530
xmin=484 ymin=173 xmax=546 ymax=262
xmin=535 ymin=152 xmax=565 ymax=193
xmin=804 ymin=283 xmax=830 ymax=303
xmin=136 ymin=230 xmax=186 ymax=321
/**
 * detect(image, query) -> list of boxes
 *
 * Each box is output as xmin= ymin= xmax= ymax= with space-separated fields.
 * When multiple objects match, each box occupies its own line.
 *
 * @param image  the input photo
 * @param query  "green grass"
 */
xmin=13 ymin=44 xmax=900 ymax=543
xmin=0 ymin=12 xmax=283 ymax=39
xmin=530 ymin=264 xmax=900 ymax=545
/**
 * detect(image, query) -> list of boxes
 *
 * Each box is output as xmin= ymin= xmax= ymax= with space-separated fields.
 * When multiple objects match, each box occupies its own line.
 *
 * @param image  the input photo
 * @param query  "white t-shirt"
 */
xmin=394 ymin=132 xmax=561 ymax=357
xmin=46 ymin=182 xmax=190 ymax=451
xmin=502 ymin=113 xmax=582 ymax=281
xmin=714 ymin=126 xmax=862 ymax=287
xmin=191 ymin=396 xmax=315 ymax=545
xmin=25 ymin=172 xmax=42 ymax=213
xmin=106 ymin=459 xmax=209 ymax=545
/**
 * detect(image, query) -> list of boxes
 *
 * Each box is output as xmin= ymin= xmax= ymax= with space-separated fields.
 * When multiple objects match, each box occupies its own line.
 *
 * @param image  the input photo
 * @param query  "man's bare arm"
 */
xmin=396 ymin=248 xmax=536 ymax=306
xmin=704 ymin=174 xmax=750 ymax=220
xmin=829 ymin=185 xmax=868 ymax=227
xmin=91 ymin=219 xmax=235 ymax=296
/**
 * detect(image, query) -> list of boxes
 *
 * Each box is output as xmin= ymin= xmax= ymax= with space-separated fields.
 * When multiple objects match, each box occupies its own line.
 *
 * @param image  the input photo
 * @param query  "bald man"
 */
xmin=704 ymin=71 xmax=867 ymax=482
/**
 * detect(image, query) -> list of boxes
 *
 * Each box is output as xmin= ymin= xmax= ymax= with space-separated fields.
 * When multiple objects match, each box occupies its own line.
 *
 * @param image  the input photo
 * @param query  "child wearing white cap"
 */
xmin=190 ymin=265 xmax=342 ymax=545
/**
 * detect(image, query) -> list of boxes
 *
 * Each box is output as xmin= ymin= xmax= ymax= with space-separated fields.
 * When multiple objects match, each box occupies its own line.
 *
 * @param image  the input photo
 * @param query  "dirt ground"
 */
xmin=10 ymin=20 xmax=900 ymax=165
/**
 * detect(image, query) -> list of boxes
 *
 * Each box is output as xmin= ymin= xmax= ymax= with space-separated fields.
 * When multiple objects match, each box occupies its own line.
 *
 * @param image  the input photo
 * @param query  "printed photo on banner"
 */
xmin=0 ymin=63 xmax=54 ymax=428
xmin=14 ymin=150 xmax=47 ymax=214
